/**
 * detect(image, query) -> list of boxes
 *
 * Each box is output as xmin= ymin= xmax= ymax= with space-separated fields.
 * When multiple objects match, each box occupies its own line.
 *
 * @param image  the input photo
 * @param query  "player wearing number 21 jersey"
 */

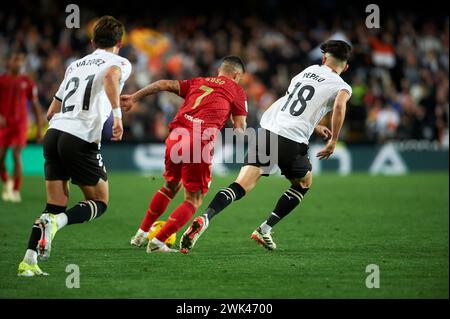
xmin=180 ymin=40 xmax=353 ymax=254
xmin=18 ymin=16 xmax=132 ymax=277
xmin=124 ymin=56 xmax=247 ymax=253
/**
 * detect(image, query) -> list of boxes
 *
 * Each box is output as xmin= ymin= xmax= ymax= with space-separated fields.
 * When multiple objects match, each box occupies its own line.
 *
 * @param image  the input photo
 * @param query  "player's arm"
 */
xmin=316 ymin=90 xmax=350 ymax=160
xmin=120 ymin=80 xmax=180 ymax=111
xmin=231 ymin=115 xmax=247 ymax=134
xmin=103 ymin=65 xmax=123 ymax=141
xmin=314 ymin=114 xmax=332 ymax=140
xmin=47 ymin=98 xmax=61 ymax=121
xmin=30 ymin=92 xmax=44 ymax=143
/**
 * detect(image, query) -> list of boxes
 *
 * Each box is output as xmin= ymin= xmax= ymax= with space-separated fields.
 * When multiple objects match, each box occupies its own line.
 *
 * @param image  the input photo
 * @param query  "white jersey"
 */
xmin=51 ymin=49 xmax=132 ymax=143
xmin=260 ymin=64 xmax=352 ymax=144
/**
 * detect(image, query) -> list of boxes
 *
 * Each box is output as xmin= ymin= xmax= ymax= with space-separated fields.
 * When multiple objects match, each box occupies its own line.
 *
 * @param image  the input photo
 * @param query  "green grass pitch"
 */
xmin=0 ymin=173 xmax=448 ymax=298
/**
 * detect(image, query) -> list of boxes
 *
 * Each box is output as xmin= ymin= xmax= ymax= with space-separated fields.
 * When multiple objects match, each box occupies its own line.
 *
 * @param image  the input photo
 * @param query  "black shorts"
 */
xmin=43 ymin=129 xmax=107 ymax=186
xmin=244 ymin=129 xmax=312 ymax=179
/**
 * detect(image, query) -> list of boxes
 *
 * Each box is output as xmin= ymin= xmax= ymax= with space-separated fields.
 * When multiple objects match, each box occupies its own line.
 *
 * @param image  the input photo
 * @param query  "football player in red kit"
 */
xmin=0 ymin=52 xmax=44 ymax=203
xmin=122 ymin=56 xmax=247 ymax=253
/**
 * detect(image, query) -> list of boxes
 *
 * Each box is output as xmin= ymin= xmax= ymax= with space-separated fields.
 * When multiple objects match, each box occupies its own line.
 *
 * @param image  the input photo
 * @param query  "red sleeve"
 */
xmin=230 ymin=87 xmax=248 ymax=116
xmin=26 ymin=77 xmax=37 ymax=100
xmin=178 ymin=79 xmax=192 ymax=98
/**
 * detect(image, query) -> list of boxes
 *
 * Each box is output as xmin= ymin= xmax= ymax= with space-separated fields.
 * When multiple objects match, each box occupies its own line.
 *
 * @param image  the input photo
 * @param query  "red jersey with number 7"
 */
xmin=169 ymin=76 xmax=247 ymax=135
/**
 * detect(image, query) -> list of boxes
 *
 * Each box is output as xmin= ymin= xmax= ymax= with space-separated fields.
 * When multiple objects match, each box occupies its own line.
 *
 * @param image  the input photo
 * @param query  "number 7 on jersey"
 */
xmin=193 ymin=85 xmax=214 ymax=109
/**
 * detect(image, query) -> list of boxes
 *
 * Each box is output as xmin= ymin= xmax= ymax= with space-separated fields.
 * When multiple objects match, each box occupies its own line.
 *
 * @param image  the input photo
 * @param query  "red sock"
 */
xmin=13 ymin=176 xmax=21 ymax=191
xmin=139 ymin=187 xmax=175 ymax=232
xmin=0 ymin=169 xmax=7 ymax=184
xmin=156 ymin=200 xmax=196 ymax=243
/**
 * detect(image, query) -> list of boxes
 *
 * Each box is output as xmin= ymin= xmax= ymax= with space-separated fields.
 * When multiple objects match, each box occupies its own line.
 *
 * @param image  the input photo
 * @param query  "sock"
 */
xmin=139 ymin=187 xmax=175 ymax=232
xmin=0 ymin=168 xmax=7 ymax=184
xmin=155 ymin=200 xmax=196 ymax=243
xmin=13 ymin=176 xmax=21 ymax=191
xmin=203 ymin=182 xmax=246 ymax=222
xmin=55 ymin=213 xmax=68 ymax=230
xmin=66 ymin=200 xmax=107 ymax=225
xmin=25 ymin=203 xmax=66 ymax=255
xmin=23 ymin=249 xmax=38 ymax=265
xmin=260 ymin=185 xmax=309 ymax=233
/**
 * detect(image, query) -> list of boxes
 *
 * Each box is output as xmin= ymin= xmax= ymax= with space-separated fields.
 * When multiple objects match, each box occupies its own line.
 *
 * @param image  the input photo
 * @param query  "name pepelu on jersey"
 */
xmin=50 ymin=49 xmax=132 ymax=144
xmin=260 ymin=64 xmax=352 ymax=145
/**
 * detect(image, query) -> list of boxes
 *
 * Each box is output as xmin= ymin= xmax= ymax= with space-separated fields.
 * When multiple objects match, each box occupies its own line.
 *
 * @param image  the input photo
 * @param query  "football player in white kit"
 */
xmin=18 ymin=16 xmax=132 ymax=276
xmin=180 ymin=40 xmax=352 ymax=253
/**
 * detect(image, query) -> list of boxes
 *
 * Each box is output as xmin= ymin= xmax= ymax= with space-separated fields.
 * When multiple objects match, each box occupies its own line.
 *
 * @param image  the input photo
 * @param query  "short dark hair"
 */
xmin=222 ymin=56 xmax=246 ymax=74
xmin=93 ymin=16 xmax=124 ymax=49
xmin=320 ymin=40 xmax=352 ymax=61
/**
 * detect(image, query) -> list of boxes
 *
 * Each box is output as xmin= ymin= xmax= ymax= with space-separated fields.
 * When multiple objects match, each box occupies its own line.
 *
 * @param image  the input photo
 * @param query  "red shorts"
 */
xmin=0 ymin=125 xmax=28 ymax=148
xmin=163 ymin=129 xmax=213 ymax=194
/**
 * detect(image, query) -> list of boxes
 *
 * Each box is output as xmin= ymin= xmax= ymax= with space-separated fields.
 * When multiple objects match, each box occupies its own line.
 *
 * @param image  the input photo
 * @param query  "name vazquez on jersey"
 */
xmin=51 ymin=49 xmax=132 ymax=144
xmin=260 ymin=64 xmax=352 ymax=145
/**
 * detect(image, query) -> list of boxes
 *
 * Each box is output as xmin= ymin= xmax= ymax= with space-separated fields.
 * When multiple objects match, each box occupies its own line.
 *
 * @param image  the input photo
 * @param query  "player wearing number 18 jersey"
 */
xmin=18 ymin=16 xmax=132 ymax=277
xmin=181 ymin=40 xmax=353 ymax=253
xmin=124 ymin=56 xmax=247 ymax=253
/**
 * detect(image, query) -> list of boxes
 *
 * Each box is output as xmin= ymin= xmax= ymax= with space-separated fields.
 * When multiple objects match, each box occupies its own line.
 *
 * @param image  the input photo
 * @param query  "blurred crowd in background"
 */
xmin=1 ymin=0 xmax=448 ymax=145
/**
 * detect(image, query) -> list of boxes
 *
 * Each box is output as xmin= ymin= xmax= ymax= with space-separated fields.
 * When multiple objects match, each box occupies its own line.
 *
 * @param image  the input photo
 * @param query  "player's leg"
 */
xmin=37 ymin=131 xmax=110 ymax=259
xmin=148 ymin=156 xmax=209 ymax=253
xmin=18 ymin=129 xmax=69 ymax=276
xmin=178 ymin=165 xmax=261 ymax=254
xmin=204 ymin=165 xmax=260 ymax=223
xmin=10 ymin=146 xmax=23 ymax=202
xmin=130 ymin=180 xmax=181 ymax=247
xmin=0 ymin=145 xmax=12 ymax=201
xmin=252 ymin=172 xmax=312 ymax=250
xmin=252 ymin=139 xmax=312 ymax=250
xmin=148 ymin=188 xmax=203 ymax=253
xmin=130 ymin=137 xmax=183 ymax=246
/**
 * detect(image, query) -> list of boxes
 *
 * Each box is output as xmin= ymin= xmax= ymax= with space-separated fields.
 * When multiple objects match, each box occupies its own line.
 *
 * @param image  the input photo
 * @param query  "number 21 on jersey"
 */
xmin=62 ymin=74 xmax=95 ymax=113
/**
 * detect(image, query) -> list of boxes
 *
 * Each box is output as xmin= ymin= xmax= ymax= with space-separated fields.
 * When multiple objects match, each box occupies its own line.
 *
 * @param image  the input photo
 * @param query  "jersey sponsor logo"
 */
xmin=184 ymin=114 xmax=204 ymax=124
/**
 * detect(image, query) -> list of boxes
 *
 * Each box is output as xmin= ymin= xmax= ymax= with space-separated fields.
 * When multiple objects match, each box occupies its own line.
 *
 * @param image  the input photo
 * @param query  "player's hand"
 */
xmin=47 ymin=110 xmax=55 ymax=121
xmin=111 ymin=117 xmax=123 ymax=141
xmin=316 ymin=140 xmax=336 ymax=160
xmin=0 ymin=115 xmax=6 ymax=128
xmin=36 ymin=130 xmax=43 ymax=144
xmin=120 ymin=94 xmax=137 ymax=112
xmin=315 ymin=125 xmax=332 ymax=140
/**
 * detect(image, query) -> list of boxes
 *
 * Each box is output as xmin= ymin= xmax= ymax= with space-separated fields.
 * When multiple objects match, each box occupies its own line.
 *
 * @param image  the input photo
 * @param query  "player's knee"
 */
xmin=165 ymin=181 xmax=181 ymax=195
xmin=291 ymin=176 xmax=312 ymax=189
xmin=12 ymin=149 xmax=21 ymax=161
xmin=184 ymin=193 xmax=203 ymax=209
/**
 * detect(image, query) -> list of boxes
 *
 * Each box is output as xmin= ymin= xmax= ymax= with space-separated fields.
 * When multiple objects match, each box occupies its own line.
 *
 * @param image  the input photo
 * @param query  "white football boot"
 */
xmin=130 ymin=229 xmax=148 ymax=247
xmin=146 ymin=238 xmax=177 ymax=253
xmin=9 ymin=190 xmax=22 ymax=203
xmin=251 ymin=227 xmax=277 ymax=250
xmin=2 ymin=179 xmax=13 ymax=201
xmin=179 ymin=216 xmax=208 ymax=254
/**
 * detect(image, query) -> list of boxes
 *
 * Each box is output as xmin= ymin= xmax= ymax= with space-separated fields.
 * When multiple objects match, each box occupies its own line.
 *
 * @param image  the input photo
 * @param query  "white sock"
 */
xmin=138 ymin=228 xmax=148 ymax=236
xmin=23 ymin=249 xmax=37 ymax=265
xmin=202 ymin=214 xmax=209 ymax=228
xmin=260 ymin=222 xmax=272 ymax=234
xmin=55 ymin=213 xmax=68 ymax=230
xmin=151 ymin=237 xmax=165 ymax=247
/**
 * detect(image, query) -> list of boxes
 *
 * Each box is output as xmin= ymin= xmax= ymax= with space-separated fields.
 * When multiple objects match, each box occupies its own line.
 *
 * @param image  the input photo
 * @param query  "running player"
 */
xmin=0 ymin=52 xmax=44 ymax=203
xmin=180 ymin=40 xmax=352 ymax=253
xmin=123 ymin=56 xmax=247 ymax=253
xmin=17 ymin=16 xmax=132 ymax=276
